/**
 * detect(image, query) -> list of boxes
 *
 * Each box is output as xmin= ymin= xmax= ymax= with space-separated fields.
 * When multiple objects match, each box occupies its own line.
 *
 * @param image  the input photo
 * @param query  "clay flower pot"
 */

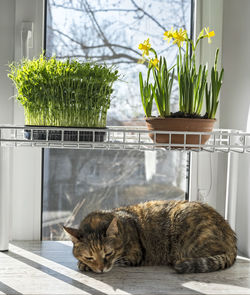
xmin=145 ymin=117 xmax=216 ymax=147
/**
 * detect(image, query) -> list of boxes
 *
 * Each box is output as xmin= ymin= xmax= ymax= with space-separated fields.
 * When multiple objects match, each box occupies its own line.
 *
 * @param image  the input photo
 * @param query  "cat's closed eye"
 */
xmin=84 ymin=256 xmax=94 ymax=261
xmin=105 ymin=251 xmax=113 ymax=257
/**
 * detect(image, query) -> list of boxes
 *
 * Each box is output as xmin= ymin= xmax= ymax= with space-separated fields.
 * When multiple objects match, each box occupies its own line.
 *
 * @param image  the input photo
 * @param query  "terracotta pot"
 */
xmin=145 ymin=117 xmax=216 ymax=147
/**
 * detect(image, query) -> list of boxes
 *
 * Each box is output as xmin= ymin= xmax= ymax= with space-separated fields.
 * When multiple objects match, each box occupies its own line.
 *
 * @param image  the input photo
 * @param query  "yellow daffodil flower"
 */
xmin=172 ymin=28 xmax=187 ymax=47
xmin=138 ymin=38 xmax=151 ymax=57
xmin=149 ymin=58 xmax=159 ymax=70
xmin=163 ymin=26 xmax=175 ymax=43
xmin=204 ymin=27 xmax=215 ymax=43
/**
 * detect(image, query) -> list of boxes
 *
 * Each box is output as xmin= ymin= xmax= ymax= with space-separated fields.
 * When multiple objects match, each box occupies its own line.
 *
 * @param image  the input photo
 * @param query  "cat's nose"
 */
xmin=96 ymin=265 xmax=104 ymax=273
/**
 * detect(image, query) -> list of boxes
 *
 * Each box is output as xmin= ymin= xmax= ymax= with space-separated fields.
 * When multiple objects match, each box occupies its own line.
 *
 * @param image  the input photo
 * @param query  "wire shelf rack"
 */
xmin=0 ymin=125 xmax=250 ymax=153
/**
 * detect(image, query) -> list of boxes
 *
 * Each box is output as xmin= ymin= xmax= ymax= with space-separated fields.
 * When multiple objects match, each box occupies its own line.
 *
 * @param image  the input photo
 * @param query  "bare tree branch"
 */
xmin=49 ymin=3 xmax=139 ymax=13
xmin=49 ymin=26 xmax=83 ymax=47
xmin=48 ymin=0 xmax=189 ymax=67
xmin=55 ymin=54 xmax=138 ymax=63
xmin=49 ymin=30 xmax=143 ymax=65
xmin=130 ymin=0 xmax=167 ymax=32
xmin=82 ymin=0 xmax=116 ymax=55
xmin=50 ymin=27 xmax=141 ymax=56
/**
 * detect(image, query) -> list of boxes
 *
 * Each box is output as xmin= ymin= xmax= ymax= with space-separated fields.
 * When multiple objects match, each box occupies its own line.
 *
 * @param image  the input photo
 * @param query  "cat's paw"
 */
xmin=78 ymin=261 xmax=91 ymax=272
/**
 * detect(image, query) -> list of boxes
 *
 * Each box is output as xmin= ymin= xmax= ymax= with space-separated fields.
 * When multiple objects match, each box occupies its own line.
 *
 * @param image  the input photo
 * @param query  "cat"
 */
xmin=63 ymin=200 xmax=237 ymax=274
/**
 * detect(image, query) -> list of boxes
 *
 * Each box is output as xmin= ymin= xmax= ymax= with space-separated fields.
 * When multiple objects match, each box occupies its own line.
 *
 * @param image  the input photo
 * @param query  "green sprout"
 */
xmin=177 ymin=42 xmax=208 ymax=116
xmin=205 ymin=49 xmax=224 ymax=119
xmin=139 ymin=68 xmax=154 ymax=118
xmin=138 ymin=45 xmax=175 ymax=118
xmin=8 ymin=55 xmax=119 ymax=127
xmin=151 ymin=57 xmax=175 ymax=117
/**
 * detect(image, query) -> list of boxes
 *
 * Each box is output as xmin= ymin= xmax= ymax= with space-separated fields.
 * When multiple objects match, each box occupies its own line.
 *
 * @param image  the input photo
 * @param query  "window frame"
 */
xmin=189 ymin=0 xmax=224 ymax=209
xmin=0 ymin=0 xmax=45 ymax=244
xmin=1 ymin=0 xmax=224 ymax=242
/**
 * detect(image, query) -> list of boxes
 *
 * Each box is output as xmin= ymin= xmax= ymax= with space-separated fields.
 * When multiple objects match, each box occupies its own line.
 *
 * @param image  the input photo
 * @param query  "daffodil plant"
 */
xmin=138 ymin=39 xmax=175 ymax=117
xmin=205 ymin=48 xmax=224 ymax=119
xmin=138 ymin=27 xmax=223 ymax=119
xmin=8 ymin=55 xmax=119 ymax=127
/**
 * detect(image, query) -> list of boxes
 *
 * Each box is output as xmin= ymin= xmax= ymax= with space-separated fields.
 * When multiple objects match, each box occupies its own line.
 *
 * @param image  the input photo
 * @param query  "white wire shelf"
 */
xmin=0 ymin=125 xmax=250 ymax=153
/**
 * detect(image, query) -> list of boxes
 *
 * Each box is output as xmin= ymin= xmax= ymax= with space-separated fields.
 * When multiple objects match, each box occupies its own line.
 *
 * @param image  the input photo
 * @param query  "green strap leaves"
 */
xmin=139 ymin=56 xmax=174 ymax=117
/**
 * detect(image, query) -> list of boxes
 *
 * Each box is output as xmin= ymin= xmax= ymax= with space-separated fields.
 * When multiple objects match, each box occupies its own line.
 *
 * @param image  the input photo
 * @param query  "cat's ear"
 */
xmin=106 ymin=217 xmax=119 ymax=237
xmin=63 ymin=226 xmax=80 ymax=243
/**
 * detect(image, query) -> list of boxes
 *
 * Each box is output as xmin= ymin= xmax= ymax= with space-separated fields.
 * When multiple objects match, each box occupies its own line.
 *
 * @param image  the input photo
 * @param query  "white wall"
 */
xmin=0 ymin=0 xmax=15 ymax=250
xmin=0 ymin=0 xmax=15 ymax=124
xmin=220 ymin=0 xmax=250 ymax=131
xmin=220 ymin=0 xmax=250 ymax=257
xmin=190 ymin=0 xmax=223 ymax=211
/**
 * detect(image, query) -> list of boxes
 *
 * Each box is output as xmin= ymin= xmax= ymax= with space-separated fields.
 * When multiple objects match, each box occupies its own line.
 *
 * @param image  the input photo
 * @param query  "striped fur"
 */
xmin=64 ymin=200 xmax=237 ymax=274
xmin=174 ymin=252 xmax=237 ymax=273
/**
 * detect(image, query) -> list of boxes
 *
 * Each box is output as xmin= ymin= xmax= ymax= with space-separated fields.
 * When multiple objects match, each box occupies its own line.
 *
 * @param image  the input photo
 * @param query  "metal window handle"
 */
xmin=21 ymin=22 xmax=34 ymax=58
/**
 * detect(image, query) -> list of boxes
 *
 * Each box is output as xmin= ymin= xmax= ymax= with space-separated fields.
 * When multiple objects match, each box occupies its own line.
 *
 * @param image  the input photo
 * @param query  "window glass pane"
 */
xmin=43 ymin=0 xmax=192 ymax=240
xmin=46 ymin=0 xmax=191 ymax=121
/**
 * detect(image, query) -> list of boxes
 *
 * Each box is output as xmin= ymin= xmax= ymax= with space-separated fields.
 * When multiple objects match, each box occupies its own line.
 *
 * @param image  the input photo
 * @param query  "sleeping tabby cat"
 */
xmin=64 ymin=200 xmax=237 ymax=274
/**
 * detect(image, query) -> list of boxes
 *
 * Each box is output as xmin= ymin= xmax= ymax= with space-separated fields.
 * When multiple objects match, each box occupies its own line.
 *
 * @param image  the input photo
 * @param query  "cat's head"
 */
xmin=63 ymin=218 xmax=123 ymax=273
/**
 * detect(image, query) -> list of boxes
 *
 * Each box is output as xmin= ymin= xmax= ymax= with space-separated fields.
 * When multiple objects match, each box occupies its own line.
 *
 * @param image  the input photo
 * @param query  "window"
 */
xmin=42 ymin=0 xmax=192 ymax=240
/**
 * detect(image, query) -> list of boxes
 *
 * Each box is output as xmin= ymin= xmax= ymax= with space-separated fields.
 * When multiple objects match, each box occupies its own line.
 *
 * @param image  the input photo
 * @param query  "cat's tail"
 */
xmin=174 ymin=252 xmax=237 ymax=273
